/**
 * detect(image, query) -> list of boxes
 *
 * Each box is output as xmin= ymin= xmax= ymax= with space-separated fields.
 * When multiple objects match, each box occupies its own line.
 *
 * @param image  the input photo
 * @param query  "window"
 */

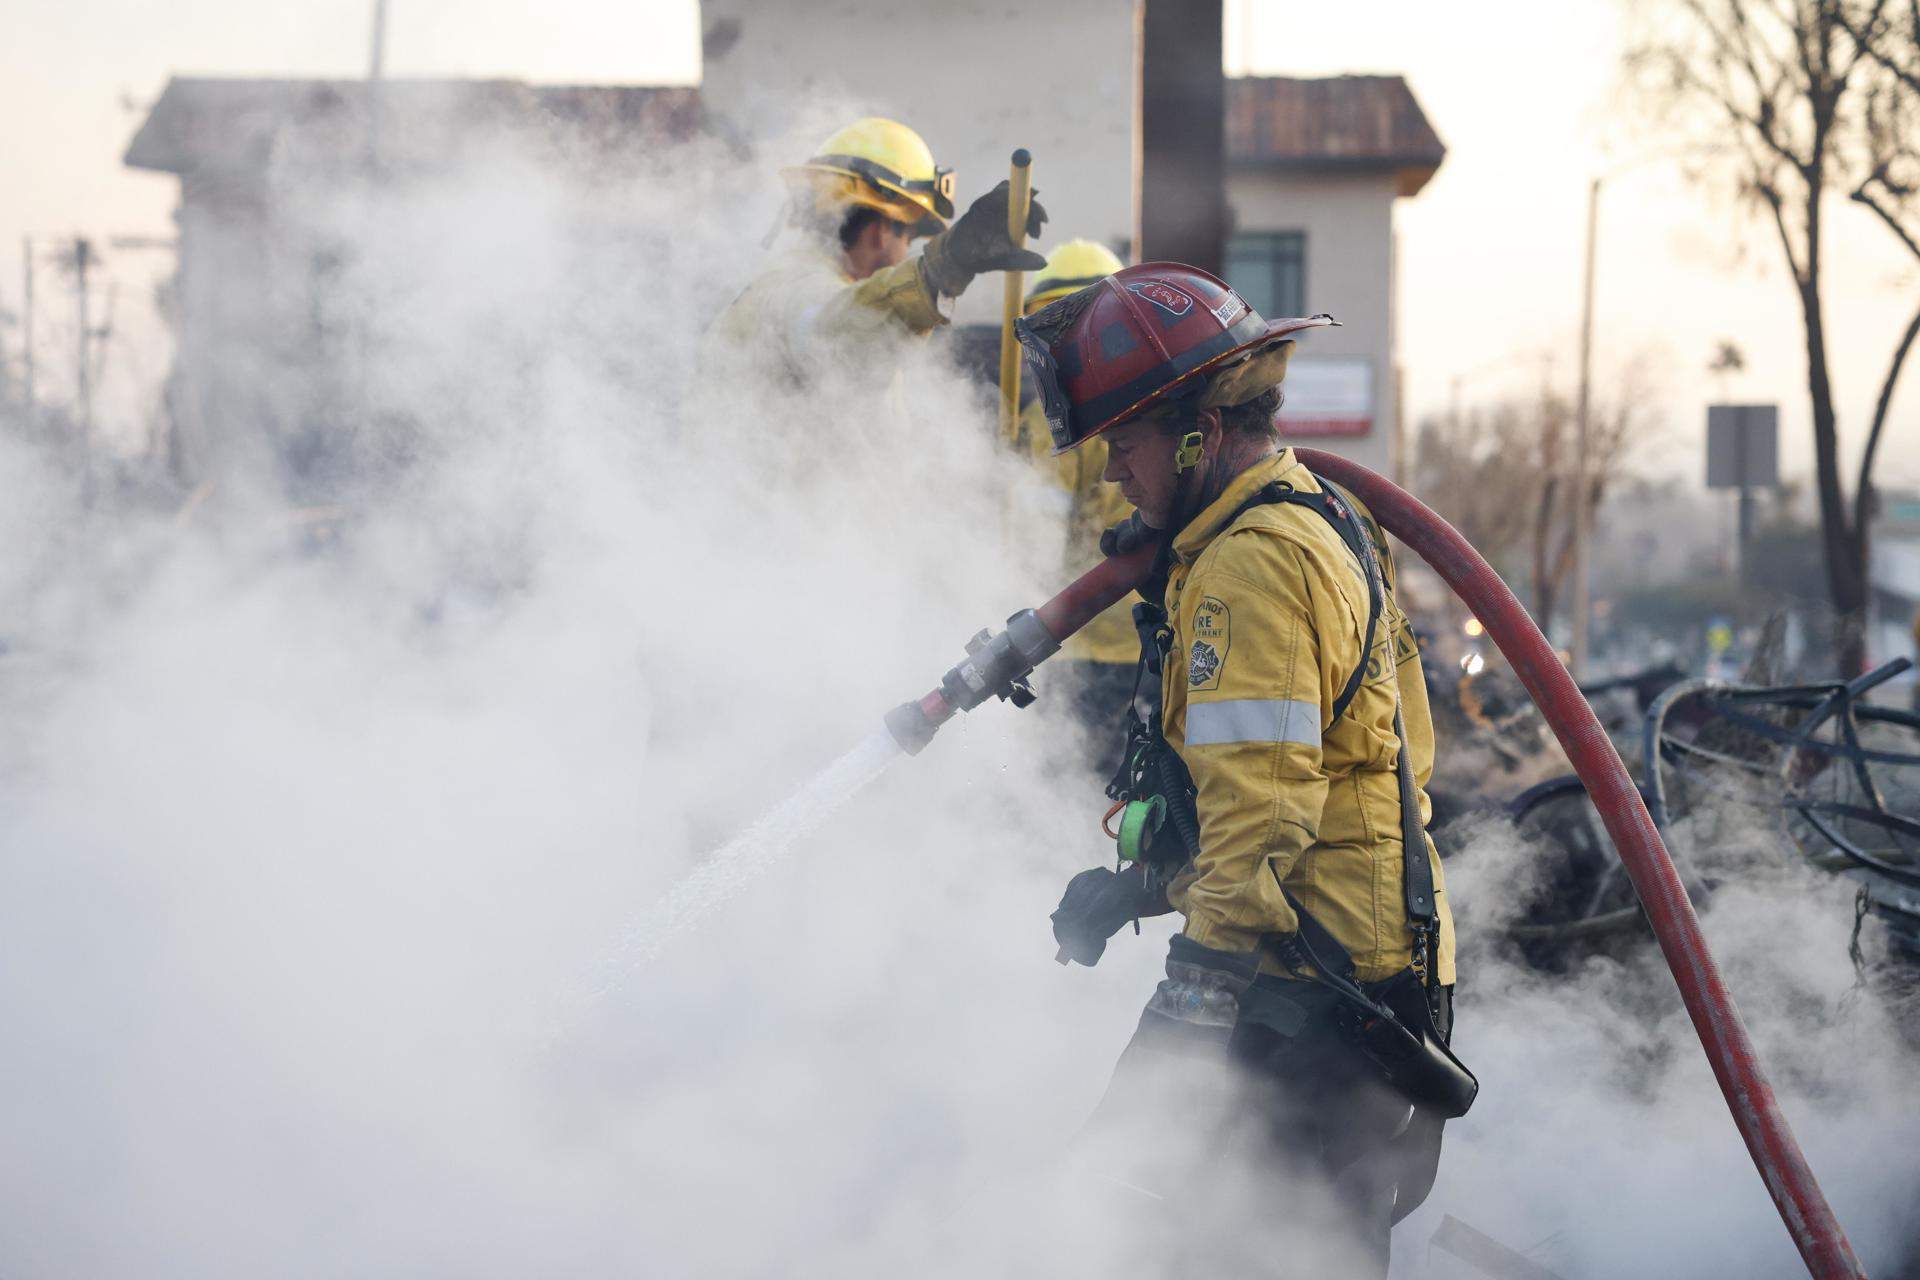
xmin=1224 ymin=231 xmax=1306 ymax=318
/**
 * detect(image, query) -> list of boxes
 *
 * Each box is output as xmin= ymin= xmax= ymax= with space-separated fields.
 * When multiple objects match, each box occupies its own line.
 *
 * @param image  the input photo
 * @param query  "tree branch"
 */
xmin=1673 ymin=0 xmax=1816 ymax=174
xmin=1855 ymin=296 xmax=1920 ymax=523
xmin=1842 ymin=0 xmax=1920 ymax=95
xmin=1759 ymin=177 xmax=1811 ymax=281
xmin=1851 ymin=178 xmax=1920 ymax=261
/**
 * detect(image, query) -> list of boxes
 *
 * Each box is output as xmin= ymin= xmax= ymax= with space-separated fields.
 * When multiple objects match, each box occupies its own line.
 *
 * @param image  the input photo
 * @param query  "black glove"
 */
xmin=1098 ymin=511 xmax=1161 ymax=558
xmin=1051 ymin=864 xmax=1152 ymax=967
xmin=920 ymin=180 xmax=1049 ymax=297
xmin=1135 ymin=933 xmax=1260 ymax=1051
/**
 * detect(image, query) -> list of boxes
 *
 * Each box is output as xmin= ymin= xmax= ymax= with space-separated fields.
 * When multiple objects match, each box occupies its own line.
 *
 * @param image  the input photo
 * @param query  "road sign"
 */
xmin=1279 ymin=358 xmax=1372 ymax=437
xmin=1706 ymin=404 xmax=1779 ymax=490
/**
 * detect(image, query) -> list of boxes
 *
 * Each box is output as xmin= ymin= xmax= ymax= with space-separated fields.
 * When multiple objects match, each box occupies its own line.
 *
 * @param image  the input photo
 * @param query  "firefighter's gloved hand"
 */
xmin=1099 ymin=511 xmax=1161 ymax=558
xmin=1051 ymin=864 xmax=1151 ymax=966
xmin=920 ymin=180 xmax=1049 ymax=296
xmin=1135 ymin=934 xmax=1260 ymax=1051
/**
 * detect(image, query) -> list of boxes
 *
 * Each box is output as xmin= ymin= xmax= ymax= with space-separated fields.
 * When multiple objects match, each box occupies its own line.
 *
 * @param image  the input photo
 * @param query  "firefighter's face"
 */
xmin=1101 ymin=407 xmax=1219 ymax=529
xmin=843 ymin=217 xmax=912 ymax=280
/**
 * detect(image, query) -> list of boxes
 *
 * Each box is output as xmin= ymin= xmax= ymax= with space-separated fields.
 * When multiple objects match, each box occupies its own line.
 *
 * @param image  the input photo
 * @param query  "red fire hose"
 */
xmin=888 ymin=454 xmax=1863 ymax=1277
xmin=1296 ymin=449 xmax=1863 ymax=1280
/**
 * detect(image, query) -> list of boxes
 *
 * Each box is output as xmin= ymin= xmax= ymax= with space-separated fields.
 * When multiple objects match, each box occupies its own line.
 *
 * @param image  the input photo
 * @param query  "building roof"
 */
xmin=124 ymin=77 xmax=703 ymax=176
xmin=126 ymin=73 xmax=1444 ymax=196
xmin=1227 ymin=75 xmax=1446 ymax=197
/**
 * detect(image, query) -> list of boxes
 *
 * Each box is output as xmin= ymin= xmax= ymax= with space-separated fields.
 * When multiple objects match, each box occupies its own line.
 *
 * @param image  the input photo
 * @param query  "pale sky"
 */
xmin=3 ymin=0 xmax=1914 ymax=489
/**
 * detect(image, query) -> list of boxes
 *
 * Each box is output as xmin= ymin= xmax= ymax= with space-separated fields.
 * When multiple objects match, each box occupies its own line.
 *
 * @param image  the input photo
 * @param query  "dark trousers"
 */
xmin=1229 ymin=977 xmax=1455 ymax=1273
xmin=1079 ymin=976 xmax=1455 ymax=1278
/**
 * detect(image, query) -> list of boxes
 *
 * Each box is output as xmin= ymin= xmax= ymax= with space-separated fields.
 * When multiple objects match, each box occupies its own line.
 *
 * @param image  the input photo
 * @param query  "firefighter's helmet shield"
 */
xmin=1020 ymin=263 xmax=1337 ymax=453
xmin=1016 ymin=284 xmax=1104 ymax=451
xmin=1013 ymin=315 xmax=1071 ymax=450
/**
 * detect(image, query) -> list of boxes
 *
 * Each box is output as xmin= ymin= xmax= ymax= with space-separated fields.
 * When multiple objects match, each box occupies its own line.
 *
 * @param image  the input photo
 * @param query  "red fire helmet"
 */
xmin=1015 ymin=261 xmax=1335 ymax=453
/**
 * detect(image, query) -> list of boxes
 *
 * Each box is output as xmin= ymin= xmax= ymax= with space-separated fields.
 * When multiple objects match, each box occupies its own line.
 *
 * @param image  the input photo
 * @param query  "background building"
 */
xmin=124 ymin=19 xmax=1444 ymax=491
xmin=698 ymin=0 xmax=1137 ymax=318
xmin=125 ymin=77 xmax=697 ymax=494
xmin=1227 ymin=75 xmax=1445 ymax=479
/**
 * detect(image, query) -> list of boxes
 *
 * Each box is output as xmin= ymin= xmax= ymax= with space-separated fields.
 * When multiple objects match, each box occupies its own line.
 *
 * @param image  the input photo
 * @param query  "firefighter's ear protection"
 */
xmin=1174 ymin=430 xmax=1204 ymax=474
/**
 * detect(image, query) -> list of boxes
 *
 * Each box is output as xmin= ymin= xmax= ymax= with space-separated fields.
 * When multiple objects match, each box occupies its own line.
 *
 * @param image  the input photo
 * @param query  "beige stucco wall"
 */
xmin=699 ymin=0 xmax=1138 ymax=327
xmin=699 ymin=11 xmax=1413 ymax=470
xmin=1226 ymin=169 xmax=1400 ymax=477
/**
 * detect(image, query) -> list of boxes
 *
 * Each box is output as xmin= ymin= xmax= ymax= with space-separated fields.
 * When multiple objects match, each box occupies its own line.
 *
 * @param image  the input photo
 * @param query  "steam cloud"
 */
xmin=0 ymin=101 xmax=1914 ymax=1278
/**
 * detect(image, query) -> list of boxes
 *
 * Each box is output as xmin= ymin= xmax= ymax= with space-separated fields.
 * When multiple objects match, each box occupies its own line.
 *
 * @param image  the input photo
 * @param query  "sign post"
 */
xmin=1277 ymin=358 xmax=1373 ymax=437
xmin=1706 ymin=404 xmax=1779 ymax=581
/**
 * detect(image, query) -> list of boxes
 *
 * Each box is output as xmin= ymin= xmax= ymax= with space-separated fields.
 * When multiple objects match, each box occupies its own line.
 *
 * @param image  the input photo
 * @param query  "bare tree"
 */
xmin=1415 ymin=364 xmax=1656 ymax=636
xmin=1413 ymin=400 xmax=1541 ymax=573
xmin=1628 ymin=0 xmax=1920 ymax=674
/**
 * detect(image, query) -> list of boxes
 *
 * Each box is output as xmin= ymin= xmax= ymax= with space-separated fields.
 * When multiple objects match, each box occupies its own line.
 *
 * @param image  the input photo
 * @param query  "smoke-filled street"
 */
xmin=3 ymin=3 xmax=1919 ymax=1277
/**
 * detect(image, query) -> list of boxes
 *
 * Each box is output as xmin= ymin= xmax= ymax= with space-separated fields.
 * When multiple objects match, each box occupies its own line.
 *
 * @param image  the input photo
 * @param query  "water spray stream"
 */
xmin=604 ymin=730 xmax=901 ymax=978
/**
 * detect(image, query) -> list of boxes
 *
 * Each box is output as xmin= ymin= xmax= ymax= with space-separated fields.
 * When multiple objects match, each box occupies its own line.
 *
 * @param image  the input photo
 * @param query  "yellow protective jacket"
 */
xmin=1009 ymin=399 xmax=1138 ymax=666
xmin=1161 ymin=448 xmax=1457 ymax=985
xmin=705 ymin=237 xmax=947 ymax=383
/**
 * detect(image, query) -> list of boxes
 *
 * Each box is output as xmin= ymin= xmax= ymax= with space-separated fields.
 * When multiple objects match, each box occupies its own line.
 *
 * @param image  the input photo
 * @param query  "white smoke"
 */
xmin=0 ymin=99 xmax=1915 ymax=1280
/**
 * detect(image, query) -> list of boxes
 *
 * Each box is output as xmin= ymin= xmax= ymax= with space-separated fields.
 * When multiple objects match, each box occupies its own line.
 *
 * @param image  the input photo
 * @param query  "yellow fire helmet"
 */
xmin=1023 ymin=238 xmax=1125 ymax=314
xmin=783 ymin=117 xmax=955 ymax=237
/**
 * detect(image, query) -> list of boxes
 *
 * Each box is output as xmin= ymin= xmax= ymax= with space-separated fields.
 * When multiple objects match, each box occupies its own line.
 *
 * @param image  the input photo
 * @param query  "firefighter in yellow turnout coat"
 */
xmin=1022 ymin=263 xmax=1464 ymax=1277
xmin=708 ymin=117 xmax=1048 ymax=384
xmin=1158 ymin=452 xmax=1455 ymax=982
xmin=1007 ymin=241 xmax=1139 ymax=730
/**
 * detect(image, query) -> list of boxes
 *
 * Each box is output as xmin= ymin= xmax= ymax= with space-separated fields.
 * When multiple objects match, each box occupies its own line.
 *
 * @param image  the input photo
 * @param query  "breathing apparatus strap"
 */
xmin=1222 ymin=480 xmax=1380 ymax=726
xmin=1267 ymin=477 xmax=1439 ymax=984
xmin=1394 ymin=698 xmax=1440 ymax=981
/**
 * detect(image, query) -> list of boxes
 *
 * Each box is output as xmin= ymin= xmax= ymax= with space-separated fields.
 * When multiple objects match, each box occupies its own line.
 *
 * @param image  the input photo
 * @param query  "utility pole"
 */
xmin=368 ymin=0 xmax=389 ymax=170
xmin=20 ymin=236 xmax=34 ymax=423
xmin=370 ymin=0 xmax=388 ymax=77
xmin=73 ymin=237 xmax=93 ymax=456
xmin=1570 ymin=176 xmax=1599 ymax=678
xmin=1568 ymin=152 xmax=1702 ymax=674
xmin=1138 ymin=0 xmax=1226 ymax=273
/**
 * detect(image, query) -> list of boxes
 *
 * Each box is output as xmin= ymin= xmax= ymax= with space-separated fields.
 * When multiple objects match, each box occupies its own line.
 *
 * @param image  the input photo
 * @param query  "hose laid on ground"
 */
xmin=1296 ymin=448 xmax=1864 ymax=1280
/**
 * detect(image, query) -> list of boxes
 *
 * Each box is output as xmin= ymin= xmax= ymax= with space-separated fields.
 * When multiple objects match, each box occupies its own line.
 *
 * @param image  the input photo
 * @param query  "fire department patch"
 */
xmin=1188 ymin=596 xmax=1230 ymax=689
xmin=1127 ymin=280 xmax=1194 ymax=318
xmin=1189 ymin=641 xmax=1221 ymax=689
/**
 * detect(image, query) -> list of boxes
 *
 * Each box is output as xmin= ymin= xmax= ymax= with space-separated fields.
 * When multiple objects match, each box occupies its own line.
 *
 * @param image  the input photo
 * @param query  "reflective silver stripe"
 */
xmin=1184 ymin=698 xmax=1322 ymax=747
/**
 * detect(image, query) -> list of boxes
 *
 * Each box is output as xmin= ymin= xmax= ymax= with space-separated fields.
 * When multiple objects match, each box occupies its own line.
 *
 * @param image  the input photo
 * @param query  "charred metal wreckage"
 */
xmin=1439 ymin=656 xmax=1920 ymax=968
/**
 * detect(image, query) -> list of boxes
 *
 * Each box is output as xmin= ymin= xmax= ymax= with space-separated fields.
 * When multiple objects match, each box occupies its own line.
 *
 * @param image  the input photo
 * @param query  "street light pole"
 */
xmin=20 ymin=236 xmax=34 ymax=423
xmin=368 ymin=0 xmax=389 ymax=170
xmin=1571 ymin=175 xmax=1599 ymax=678
xmin=73 ymin=237 xmax=93 ymax=456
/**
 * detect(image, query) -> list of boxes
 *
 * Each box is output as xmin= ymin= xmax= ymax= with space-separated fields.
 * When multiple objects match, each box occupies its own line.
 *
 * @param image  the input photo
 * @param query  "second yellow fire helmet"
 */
xmin=1023 ymin=239 xmax=1125 ymax=314
xmin=783 ymin=117 xmax=955 ymax=237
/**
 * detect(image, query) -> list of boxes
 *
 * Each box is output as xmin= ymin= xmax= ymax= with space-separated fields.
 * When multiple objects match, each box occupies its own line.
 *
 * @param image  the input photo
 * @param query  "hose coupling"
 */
xmin=940 ymin=608 xmax=1061 ymax=713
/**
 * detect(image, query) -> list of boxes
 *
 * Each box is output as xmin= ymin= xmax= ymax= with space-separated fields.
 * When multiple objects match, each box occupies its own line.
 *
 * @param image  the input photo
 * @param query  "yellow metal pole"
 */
xmin=997 ymin=148 xmax=1033 ymax=444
